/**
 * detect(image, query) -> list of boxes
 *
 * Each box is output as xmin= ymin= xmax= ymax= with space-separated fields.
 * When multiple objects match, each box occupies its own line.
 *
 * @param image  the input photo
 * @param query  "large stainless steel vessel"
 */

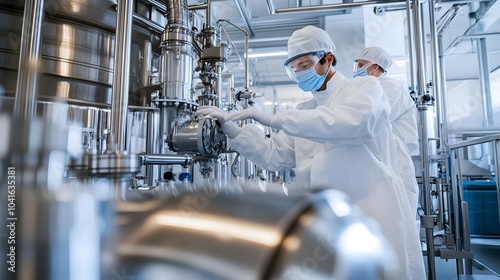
xmin=116 ymin=188 xmax=397 ymax=280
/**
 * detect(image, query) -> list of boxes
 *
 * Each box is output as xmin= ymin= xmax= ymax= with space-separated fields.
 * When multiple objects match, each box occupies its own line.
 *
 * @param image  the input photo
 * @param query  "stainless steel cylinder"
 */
xmin=169 ymin=117 xmax=226 ymax=158
xmin=159 ymin=0 xmax=196 ymax=102
xmin=0 ymin=0 xmax=153 ymax=107
xmin=116 ymin=189 xmax=398 ymax=280
xmin=158 ymin=44 xmax=195 ymax=101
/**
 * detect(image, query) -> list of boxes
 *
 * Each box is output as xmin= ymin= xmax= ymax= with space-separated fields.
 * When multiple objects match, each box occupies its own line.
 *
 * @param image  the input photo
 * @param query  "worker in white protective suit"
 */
xmin=198 ymin=26 xmax=425 ymax=280
xmin=353 ymin=46 xmax=420 ymax=218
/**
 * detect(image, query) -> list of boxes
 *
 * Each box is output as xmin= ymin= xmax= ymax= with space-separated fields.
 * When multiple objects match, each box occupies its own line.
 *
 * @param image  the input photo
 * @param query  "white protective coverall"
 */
xmin=379 ymin=74 xmax=420 ymax=217
xmin=229 ymin=72 xmax=425 ymax=279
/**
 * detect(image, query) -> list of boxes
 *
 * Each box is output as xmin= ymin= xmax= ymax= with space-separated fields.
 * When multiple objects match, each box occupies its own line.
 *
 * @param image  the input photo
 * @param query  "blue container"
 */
xmin=463 ymin=181 xmax=500 ymax=236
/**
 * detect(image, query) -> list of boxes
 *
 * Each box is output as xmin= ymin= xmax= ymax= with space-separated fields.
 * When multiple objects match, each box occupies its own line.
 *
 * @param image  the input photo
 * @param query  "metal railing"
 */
xmin=449 ymin=133 xmax=500 ymax=274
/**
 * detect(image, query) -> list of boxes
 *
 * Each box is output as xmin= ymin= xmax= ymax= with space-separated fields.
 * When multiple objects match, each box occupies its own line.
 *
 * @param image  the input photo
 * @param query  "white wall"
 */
xmin=446 ymin=69 xmax=500 ymax=130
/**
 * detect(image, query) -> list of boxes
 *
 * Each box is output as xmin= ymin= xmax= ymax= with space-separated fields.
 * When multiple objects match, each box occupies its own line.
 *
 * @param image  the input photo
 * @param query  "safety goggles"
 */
xmin=284 ymin=51 xmax=326 ymax=82
xmin=353 ymin=60 xmax=373 ymax=72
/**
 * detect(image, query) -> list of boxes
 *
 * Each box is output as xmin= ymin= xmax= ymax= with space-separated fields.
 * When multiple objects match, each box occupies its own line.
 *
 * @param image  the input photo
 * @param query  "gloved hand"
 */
xmin=227 ymin=107 xmax=284 ymax=130
xmin=197 ymin=106 xmax=242 ymax=138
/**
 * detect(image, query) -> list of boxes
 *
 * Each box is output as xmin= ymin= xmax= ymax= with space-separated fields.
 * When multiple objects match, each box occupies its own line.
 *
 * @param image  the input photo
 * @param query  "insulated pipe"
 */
xmin=477 ymin=38 xmax=494 ymax=127
xmin=110 ymin=0 xmax=134 ymax=152
xmin=13 ymin=0 xmax=45 ymax=121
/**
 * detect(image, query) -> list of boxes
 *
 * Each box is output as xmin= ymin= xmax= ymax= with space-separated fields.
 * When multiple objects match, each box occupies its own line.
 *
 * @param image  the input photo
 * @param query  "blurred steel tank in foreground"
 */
xmin=116 ymin=188 xmax=399 ymax=280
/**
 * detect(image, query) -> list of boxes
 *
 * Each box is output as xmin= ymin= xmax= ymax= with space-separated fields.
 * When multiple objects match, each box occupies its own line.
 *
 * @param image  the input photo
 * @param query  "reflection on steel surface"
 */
xmin=117 ymin=188 xmax=398 ymax=280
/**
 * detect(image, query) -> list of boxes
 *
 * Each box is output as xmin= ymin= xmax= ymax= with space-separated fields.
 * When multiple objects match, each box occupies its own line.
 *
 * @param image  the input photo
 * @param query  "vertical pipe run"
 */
xmin=406 ymin=0 xmax=416 ymax=90
xmin=222 ymin=73 xmax=235 ymax=109
xmin=455 ymin=148 xmax=466 ymax=275
xmin=437 ymin=35 xmax=452 ymax=232
xmin=146 ymin=111 xmax=160 ymax=186
xmin=142 ymin=40 xmax=152 ymax=87
xmin=429 ymin=1 xmax=452 ymax=242
xmin=110 ymin=0 xmax=134 ymax=152
xmin=215 ymin=64 xmax=223 ymax=107
xmin=419 ymin=2 xmax=429 ymax=86
xmin=244 ymin=29 xmax=249 ymax=89
xmin=477 ymin=38 xmax=494 ymax=127
xmin=462 ymin=201 xmax=473 ymax=274
xmin=429 ymin=0 xmax=441 ymax=135
xmin=206 ymin=0 xmax=211 ymax=27
xmin=13 ymin=0 xmax=45 ymax=121
xmin=476 ymin=37 xmax=496 ymax=196
xmin=414 ymin=0 xmax=436 ymax=279
xmin=494 ymin=141 xmax=500 ymax=225
xmin=420 ymin=97 xmax=436 ymax=280
xmin=451 ymin=149 xmax=464 ymax=274
xmin=437 ymin=35 xmax=450 ymax=157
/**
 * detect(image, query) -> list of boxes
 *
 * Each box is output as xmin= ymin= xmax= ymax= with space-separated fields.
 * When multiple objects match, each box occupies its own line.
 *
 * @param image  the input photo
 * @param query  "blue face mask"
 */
xmin=295 ymin=67 xmax=327 ymax=92
xmin=353 ymin=67 xmax=368 ymax=78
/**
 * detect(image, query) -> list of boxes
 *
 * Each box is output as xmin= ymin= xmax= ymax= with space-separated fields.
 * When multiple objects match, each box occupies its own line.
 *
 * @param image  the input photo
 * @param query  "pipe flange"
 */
xmin=152 ymin=98 xmax=198 ymax=110
xmin=197 ymin=117 xmax=226 ymax=157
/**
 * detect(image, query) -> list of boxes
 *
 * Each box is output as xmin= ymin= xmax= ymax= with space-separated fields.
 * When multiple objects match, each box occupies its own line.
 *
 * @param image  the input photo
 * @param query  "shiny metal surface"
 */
xmin=0 ymin=0 xmax=156 ymax=106
xmin=0 ymin=114 xmax=115 ymax=280
xmin=169 ymin=117 xmax=227 ymax=158
xmin=159 ymin=45 xmax=195 ymax=101
xmin=140 ymin=154 xmax=194 ymax=166
xmin=110 ymin=0 xmax=134 ymax=152
xmin=116 ymin=189 xmax=396 ymax=280
xmin=159 ymin=0 xmax=195 ymax=102
xmin=13 ymin=0 xmax=44 ymax=120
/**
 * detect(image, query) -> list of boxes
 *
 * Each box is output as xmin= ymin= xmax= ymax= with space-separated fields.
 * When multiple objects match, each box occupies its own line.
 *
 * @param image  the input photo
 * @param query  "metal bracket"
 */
xmin=438 ymin=248 xmax=474 ymax=260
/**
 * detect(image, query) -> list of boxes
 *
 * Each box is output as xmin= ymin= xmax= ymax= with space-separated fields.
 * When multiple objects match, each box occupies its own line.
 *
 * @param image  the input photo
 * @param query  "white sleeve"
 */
xmin=277 ymin=77 xmax=389 ymax=145
xmin=383 ymin=80 xmax=419 ymax=154
xmin=228 ymin=124 xmax=296 ymax=171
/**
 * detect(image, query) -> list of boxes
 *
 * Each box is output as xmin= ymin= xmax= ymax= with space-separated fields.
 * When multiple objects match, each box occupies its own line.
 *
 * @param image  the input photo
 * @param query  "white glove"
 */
xmin=197 ymin=106 xmax=242 ymax=138
xmin=227 ymin=107 xmax=284 ymax=130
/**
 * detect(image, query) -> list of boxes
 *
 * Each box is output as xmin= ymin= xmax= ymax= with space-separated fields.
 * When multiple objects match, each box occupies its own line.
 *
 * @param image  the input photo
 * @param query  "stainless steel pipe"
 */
xmin=477 ymin=38 xmax=494 ymax=127
xmin=140 ymin=154 xmax=194 ymax=166
xmin=413 ymin=0 xmax=435 ymax=279
xmin=110 ymin=0 xmax=134 ymax=152
xmin=13 ymin=0 xmax=45 ymax=121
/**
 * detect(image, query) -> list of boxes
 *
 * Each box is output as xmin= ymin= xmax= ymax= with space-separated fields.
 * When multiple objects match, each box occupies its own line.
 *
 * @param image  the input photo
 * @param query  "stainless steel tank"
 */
xmin=116 ymin=188 xmax=398 ymax=280
xmin=0 ymin=0 xmax=160 ymax=106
